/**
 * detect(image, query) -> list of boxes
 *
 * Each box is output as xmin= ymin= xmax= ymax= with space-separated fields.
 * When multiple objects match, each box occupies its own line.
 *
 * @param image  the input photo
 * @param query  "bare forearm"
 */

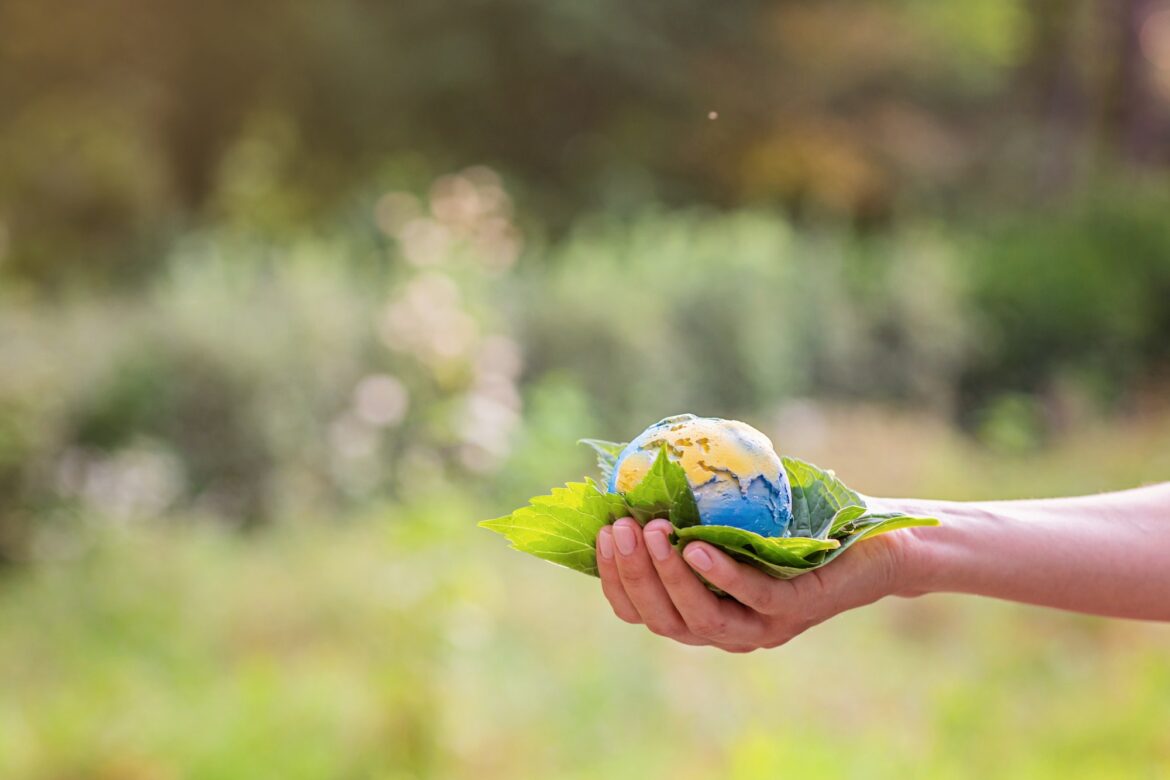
xmin=888 ymin=483 xmax=1170 ymax=621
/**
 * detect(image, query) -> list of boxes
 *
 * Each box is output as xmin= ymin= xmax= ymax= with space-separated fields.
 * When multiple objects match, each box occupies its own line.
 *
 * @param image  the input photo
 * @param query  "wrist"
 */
xmin=873 ymin=498 xmax=979 ymax=598
xmin=890 ymin=522 xmax=942 ymax=597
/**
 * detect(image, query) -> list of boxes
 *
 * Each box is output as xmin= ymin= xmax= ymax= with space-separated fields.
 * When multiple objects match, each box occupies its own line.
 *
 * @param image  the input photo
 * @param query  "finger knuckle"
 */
xmin=617 ymin=566 xmax=650 ymax=586
xmin=646 ymin=619 xmax=686 ymax=639
xmin=658 ymin=569 xmax=690 ymax=590
xmin=722 ymin=571 xmax=775 ymax=614
xmin=615 ymin=610 xmax=642 ymax=625
xmin=719 ymin=568 xmax=743 ymax=593
xmin=690 ymin=616 xmax=729 ymax=639
xmin=760 ymin=632 xmax=792 ymax=650
xmin=753 ymin=588 xmax=780 ymax=615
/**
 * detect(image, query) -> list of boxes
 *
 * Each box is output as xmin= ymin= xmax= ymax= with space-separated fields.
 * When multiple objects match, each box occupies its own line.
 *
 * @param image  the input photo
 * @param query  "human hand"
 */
xmin=595 ymin=516 xmax=925 ymax=652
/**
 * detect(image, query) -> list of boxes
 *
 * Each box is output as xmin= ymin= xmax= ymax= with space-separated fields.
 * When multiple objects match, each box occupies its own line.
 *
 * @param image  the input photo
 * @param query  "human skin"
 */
xmin=594 ymin=482 xmax=1170 ymax=653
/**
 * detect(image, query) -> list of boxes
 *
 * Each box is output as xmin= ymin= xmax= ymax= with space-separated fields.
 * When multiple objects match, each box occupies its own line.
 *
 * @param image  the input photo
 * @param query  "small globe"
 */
xmin=607 ymin=414 xmax=792 ymax=537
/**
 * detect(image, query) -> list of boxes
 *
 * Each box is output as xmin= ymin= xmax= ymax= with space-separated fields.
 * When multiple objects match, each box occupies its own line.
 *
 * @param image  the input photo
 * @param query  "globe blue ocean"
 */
xmin=608 ymin=414 xmax=793 ymax=537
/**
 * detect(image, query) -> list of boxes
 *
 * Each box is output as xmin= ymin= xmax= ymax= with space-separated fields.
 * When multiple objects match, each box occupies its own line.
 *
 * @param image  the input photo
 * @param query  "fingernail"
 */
xmin=684 ymin=546 xmax=712 ymax=572
xmin=597 ymin=527 xmax=614 ymax=560
xmin=645 ymin=530 xmax=671 ymax=561
xmin=613 ymin=523 xmax=636 ymax=556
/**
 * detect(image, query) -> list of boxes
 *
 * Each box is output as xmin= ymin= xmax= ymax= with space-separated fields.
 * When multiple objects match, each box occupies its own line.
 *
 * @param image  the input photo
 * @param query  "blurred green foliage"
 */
xmin=3 ymin=190 xmax=1170 ymax=559
xmin=962 ymin=187 xmax=1170 ymax=415
xmin=3 ymin=0 xmax=1170 ymax=285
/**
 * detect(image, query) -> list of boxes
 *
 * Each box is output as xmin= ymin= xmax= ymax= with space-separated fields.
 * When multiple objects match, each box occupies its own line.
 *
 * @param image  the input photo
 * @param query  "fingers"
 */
xmin=597 ymin=519 xmax=832 ymax=652
xmin=596 ymin=526 xmax=641 ymax=624
xmin=607 ymin=518 xmax=706 ymax=645
xmin=642 ymin=520 xmax=759 ymax=643
xmin=681 ymin=541 xmax=799 ymax=617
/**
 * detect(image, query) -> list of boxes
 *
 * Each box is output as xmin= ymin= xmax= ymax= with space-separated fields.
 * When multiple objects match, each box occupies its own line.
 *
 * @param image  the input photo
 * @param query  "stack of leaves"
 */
xmin=480 ymin=440 xmax=939 ymax=581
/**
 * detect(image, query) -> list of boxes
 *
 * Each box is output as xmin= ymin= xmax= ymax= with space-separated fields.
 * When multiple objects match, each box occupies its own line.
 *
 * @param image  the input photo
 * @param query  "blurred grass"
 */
xmin=2 ymin=410 xmax=1168 ymax=780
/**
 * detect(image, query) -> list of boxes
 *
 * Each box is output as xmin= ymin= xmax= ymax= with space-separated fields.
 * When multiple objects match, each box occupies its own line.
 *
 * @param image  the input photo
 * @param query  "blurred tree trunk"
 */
xmin=1026 ymin=0 xmax=1089 ymax=196
xmin=1105 ymin=0 xmax=1170 ymax=167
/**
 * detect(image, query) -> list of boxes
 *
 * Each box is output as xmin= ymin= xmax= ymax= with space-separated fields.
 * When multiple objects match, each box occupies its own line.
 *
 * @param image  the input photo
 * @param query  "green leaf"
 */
xmin=701 ymin=546 xmax=821 ymax=581
xmin=621 ymin=446 xmax=701 ymax=528
xmin=855 ymin=514 xmax=939 ymax=539
xmin=481 ymin=444 xmax=941 ymax=586
xmin=782 ymin=456 xmax=863 ymax=538
xmin=828 ymin=504 xmax=868 ymax=536
xmin=578 ymin=439 xmax=627 ymax=487
xmin=479 ymin=480 xmax=628 ymax=576
xmin=830 ymin=511 xmax=939 ymax=538
xmin=821 ymin=513 xmax=940 ymax=564
xmin=676 ymin=524 xmax=838 ymax=570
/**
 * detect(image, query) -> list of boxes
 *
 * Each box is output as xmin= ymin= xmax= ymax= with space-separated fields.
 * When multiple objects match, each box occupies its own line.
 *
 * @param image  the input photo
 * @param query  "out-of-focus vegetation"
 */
xmin=2 ymin=0 xmax=1170 ymax=777
xmin=3 ymin=416 xmax=1170 ymax=779
xmin=4 ymin=195 xmax=1169 ymax=560
xmin=4 ymin=0 xmax=1170 ymax=285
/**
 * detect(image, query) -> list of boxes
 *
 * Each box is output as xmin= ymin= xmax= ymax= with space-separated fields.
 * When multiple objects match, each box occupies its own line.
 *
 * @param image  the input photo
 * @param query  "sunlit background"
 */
xmin=3 ymin=1 xmax=1170 ymax=777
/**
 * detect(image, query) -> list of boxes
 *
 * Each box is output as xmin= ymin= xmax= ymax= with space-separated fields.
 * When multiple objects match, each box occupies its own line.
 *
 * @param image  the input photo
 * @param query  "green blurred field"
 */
xmin=3 ymin=404 xmax=1168 ymax=780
